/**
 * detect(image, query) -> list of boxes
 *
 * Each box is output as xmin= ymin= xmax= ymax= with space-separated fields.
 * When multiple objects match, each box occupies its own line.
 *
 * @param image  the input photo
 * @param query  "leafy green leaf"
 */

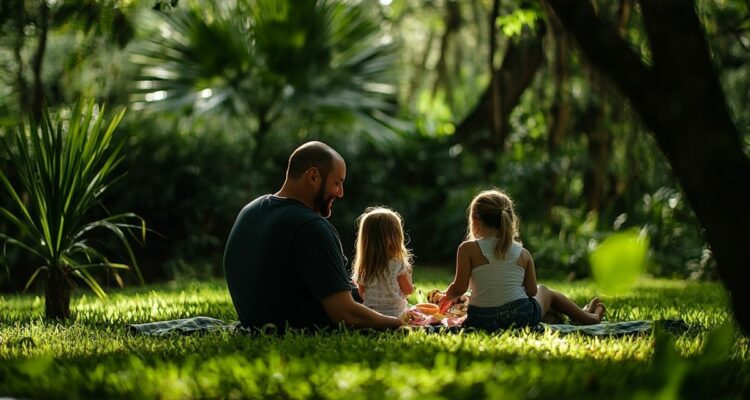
xmin=589 ymin=230 xmax=648 ymax=294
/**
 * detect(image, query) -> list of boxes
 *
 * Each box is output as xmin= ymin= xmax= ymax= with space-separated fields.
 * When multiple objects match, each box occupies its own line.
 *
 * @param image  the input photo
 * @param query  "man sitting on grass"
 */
xmin=223 ymin=141 xmax=402 ymax=331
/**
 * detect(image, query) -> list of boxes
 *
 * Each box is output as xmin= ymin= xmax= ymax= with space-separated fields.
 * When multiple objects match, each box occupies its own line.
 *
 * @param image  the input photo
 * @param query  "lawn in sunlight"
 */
xmin=1 ymin=267 xmax=748 ymax=399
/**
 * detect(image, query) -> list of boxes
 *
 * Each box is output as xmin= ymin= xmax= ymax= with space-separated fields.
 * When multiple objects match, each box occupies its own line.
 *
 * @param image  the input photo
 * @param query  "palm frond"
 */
xmin=72 ymin=263 xmax=130 ymax=270
xmin=130 ymin=0 xmax=402 ymax=141
xmin=0 ymin=232 xmax=46 ymax=261
xmin=71 ymin=268 xmax=107 ymax=299
xmin=73 ymin=219 xmax=144 ymax=284
xmin=0 ymin=99 xmax=146 ymax=302
xmin=23 ymin=266 xmax=49 ymax=293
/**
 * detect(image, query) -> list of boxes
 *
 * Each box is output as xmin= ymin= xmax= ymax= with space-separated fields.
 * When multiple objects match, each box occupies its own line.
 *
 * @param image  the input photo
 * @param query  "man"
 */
xmin=224 ymin=141 xmax=402 ymax=330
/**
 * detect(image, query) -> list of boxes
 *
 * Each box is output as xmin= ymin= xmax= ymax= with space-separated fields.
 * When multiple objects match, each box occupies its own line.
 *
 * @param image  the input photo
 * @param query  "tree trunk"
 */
xmin=45 ymin=268 xmax=72 ymax=320
xmin=545 ymin=0 xmax=750 ymax=334
xmin=543 ymin=8 xmax=571 ymax=215
xmin=405 ymin=29 xmax=435 ymax=107
xmin=453 ymin=19 xmax=545 ymax=153
xmin=31 ymin=1 xmax=49 ymax=120
xmin=431 ymin=0 xmax=462 ymax=107
xmin=582 ymin=100 xmax=610 ymax=212
xmin=488 ymin=0 xmax=503 ymax=147
xmin=10 ymin=0 xmax=29 ymax=113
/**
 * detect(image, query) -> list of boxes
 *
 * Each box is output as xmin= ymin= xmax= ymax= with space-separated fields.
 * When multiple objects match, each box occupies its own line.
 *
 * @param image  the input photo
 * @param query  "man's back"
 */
xmin=223 ymin=195 xmax=352 ymax=329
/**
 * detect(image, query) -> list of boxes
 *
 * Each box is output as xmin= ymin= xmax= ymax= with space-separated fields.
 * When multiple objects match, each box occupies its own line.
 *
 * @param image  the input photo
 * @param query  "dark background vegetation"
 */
xmin=1 ymin=0 xmax=747 ymax=292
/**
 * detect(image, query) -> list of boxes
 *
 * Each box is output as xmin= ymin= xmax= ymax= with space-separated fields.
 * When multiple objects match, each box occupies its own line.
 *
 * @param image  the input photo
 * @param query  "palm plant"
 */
xmin=0 ymin=100 xmax=145 ymax=319
xmin=130 ymin=0 xmax=401 ymax=152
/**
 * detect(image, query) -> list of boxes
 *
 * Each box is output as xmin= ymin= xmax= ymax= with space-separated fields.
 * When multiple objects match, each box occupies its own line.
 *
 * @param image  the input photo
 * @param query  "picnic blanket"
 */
xmin=126 ymin=316 xmax=240 ymax=336
xmin=126 ymin=316 xmax=688 ymax=337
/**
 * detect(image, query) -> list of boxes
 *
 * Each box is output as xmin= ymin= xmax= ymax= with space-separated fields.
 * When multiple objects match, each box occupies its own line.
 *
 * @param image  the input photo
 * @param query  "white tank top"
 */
xmin=468 ymin=239 xmax=528 ymax=307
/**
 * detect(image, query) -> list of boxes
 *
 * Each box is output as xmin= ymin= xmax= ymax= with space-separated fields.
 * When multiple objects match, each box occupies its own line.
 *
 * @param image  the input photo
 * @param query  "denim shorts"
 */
xmin=464 ymin=297 xmax=542 ymax=331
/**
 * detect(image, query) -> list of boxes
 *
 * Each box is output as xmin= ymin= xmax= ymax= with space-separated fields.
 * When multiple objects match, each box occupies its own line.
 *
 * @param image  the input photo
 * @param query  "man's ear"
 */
xmin=305 ymin=167 xmax=319 ymax=184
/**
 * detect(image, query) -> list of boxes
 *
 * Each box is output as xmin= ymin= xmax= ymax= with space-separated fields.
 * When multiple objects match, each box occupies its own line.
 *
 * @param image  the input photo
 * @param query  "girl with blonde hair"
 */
xmin=439 ymin=189 xmax=605 ymax=331
xmin=352 ymin=207 xmax=414 ymax=317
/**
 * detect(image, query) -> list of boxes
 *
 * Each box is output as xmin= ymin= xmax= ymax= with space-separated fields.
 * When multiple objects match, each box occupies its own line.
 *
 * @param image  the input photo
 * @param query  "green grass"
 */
xmin=1 ymin=267 xmax=748 ymax=399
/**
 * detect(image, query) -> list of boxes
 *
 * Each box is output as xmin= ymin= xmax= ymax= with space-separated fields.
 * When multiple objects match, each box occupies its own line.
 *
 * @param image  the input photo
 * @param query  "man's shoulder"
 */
xmin=243 ymin=195 xmax=318 ymax=220
xmin=296 ymin=214 xmax=336 ymax=236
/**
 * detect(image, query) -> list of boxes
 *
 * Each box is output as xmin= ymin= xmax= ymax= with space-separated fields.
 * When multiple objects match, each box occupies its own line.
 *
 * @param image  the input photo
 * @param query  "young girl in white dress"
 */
xmin=352 ymin=207 xmax=414 ymax=317
xmin=438 ymin=189 xmax=605 ymax=331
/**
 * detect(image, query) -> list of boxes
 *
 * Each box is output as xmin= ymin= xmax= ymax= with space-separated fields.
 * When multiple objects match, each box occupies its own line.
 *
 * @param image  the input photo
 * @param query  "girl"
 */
xmin=352 ymin=207 xmax=415 ymax=317
xmin=438 ymin=189 xmax=605 ymax=331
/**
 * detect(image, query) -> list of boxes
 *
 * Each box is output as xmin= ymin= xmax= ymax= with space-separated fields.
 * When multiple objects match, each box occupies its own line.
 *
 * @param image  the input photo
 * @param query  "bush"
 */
xmin=103 ymin=115 xmax=272 ymax=281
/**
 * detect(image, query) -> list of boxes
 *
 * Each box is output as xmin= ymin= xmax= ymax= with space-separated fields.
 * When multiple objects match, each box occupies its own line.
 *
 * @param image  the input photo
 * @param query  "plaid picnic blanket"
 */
xmin=541 ymin=319 xmax=688 ymax=336
xmin=126 ymin=317 xmax=688 ymax=337
xmin=126 ymin=317 xmax=240 ymax=336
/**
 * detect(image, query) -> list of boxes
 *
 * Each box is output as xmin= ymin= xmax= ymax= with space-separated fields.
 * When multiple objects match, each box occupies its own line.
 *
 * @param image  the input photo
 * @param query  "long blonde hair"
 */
xmin=466 ymin=189 xmax=520 ymax=259
xmin=353 ymin=207 xmax=412 ymax=285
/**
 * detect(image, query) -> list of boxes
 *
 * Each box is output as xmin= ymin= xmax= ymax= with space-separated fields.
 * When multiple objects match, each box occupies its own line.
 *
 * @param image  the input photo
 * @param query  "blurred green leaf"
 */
xmin=17 ymin=355 xmax=53 ymax=377
xmin=697 ymin=322 xmax=734 ymax=365
xmin=590 ymin=230 xmax=648 ymax=294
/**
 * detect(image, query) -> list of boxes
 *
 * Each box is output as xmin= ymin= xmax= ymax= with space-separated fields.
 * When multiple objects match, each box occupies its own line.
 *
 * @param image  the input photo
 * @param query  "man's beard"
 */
xmin=314 ymin=178 xmax=333 ymax=218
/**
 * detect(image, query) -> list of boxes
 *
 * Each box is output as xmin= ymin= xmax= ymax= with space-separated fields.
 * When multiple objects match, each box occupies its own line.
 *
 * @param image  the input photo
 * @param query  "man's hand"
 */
xmin=321 ymin=290 xmax=401 ymax=329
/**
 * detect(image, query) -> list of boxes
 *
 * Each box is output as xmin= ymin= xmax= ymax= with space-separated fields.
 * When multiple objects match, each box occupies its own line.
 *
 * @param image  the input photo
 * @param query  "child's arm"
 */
xmin=443 ymin=241 xmax=473 ymax=303
xmin=520 ymin=249 xmax=538 ymax=296
xmin=397 ymin=271 xmax=414 ymax=296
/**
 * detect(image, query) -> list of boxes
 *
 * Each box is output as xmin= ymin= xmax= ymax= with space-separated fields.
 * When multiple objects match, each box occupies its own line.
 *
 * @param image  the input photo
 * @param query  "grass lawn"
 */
xmin=1 ymin=267 xmax=748 ymax=399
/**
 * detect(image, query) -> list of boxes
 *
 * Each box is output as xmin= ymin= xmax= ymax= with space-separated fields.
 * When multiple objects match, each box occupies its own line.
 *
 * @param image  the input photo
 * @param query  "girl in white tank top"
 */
xmin=438 ymin=189 xmax=607 ymax=331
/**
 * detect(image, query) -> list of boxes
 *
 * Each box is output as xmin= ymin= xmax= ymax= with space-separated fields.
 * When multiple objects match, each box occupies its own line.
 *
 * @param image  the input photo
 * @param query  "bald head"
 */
xmin=286 ymin=141 xmax=343 ymax=180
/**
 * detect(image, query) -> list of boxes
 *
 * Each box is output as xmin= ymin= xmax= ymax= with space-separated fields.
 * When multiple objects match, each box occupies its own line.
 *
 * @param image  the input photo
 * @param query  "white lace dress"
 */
xmin=357 ymin=260 xmax=410 ymax=317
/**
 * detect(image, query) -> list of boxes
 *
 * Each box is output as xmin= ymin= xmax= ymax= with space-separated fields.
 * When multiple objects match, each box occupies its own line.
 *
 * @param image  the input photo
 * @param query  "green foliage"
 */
xmin=0 ymin=275 xmax=747 ymax=399
xmin=590 ymin=230 xmax=648 ymax=294
xmin=496 ymin=7 xmax=542 ymax=38
xmin=0 ymin=100 xmax=144 ymax=304
xmin=637 ymin=323 xmax=741 ymax=399
xmin=130 ymin=0 xmax=400 ymax=144
xmin=638 ymin=187 xmax=712 ymax=278
xmin=0 ymin=0 xmax=730 ymax=285
xmin=102 ymin=115 xmax=259 ymax=281
xmin=0 ymin=0 xmax=142 ymax=115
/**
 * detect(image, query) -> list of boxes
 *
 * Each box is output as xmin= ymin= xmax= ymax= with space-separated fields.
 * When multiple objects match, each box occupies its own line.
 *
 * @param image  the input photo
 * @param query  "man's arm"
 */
xmin=321 ymin=291 xmax=402 ymax=329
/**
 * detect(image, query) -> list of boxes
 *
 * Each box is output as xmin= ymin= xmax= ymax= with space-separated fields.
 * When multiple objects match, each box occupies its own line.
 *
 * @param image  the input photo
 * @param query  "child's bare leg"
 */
xmin=533 ymin=285 xmax=604 ymax=325
xmin=540 ymin=309 xmax=565 ymax=324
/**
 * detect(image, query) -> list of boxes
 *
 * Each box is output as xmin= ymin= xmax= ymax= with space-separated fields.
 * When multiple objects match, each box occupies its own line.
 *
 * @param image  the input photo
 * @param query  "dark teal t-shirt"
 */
xmin=223 ymin=195 xmax=353 ymax=329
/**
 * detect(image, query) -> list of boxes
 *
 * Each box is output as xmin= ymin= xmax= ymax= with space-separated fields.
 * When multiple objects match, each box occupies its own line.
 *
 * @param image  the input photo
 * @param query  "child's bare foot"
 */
xmin=577 ymin=298 xmax=605 ymax=324
xmin=592 ymin=302 xmax=606 ymax=322
xmin=582 ymin=297 xmax=600 ymax=313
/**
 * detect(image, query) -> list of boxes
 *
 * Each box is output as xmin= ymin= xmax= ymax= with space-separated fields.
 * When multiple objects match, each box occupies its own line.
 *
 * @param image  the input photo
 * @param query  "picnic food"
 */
xmin=426 ymin=289 xmax=445 ymax=304
xmin=415 ymin=303 xmax=440 ymax=315
xmin=426 ymin=289 xmax=469 ymax=317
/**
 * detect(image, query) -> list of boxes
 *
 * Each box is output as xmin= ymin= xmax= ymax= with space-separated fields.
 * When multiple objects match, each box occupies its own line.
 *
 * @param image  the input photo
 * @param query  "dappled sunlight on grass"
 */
xmin=0 ymin=274 xmax=747 ymax=399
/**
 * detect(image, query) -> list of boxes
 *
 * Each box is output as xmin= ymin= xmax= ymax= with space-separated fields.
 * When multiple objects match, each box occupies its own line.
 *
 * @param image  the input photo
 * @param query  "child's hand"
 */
xmin=399 ymin=309 xmax=426 ymax=325
xmin=438 ymin=296 xmax=453 ymax=314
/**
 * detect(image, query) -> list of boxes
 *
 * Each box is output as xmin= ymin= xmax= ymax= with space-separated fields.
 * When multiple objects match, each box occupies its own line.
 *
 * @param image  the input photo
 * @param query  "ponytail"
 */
xmin=494 ymin=208 xmax=515 ymax=259
xmin=468 ymin=189 xmax=519 ymax=259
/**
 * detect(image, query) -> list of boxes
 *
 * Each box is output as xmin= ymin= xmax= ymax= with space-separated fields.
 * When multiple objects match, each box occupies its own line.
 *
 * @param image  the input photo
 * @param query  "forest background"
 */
xmin=0 ymin=0 xmax=747 ymax=306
